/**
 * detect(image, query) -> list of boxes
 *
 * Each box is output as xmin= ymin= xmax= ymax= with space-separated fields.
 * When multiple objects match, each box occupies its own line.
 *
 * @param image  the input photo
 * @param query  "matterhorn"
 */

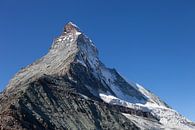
xmin=0 ymin=22 xmax=194 ymax=130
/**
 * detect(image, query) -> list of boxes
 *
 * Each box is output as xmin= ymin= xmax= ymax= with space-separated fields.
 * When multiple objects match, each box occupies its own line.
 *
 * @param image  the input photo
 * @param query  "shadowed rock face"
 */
xmin=0 ymin=75 xmax=140 ymax=130
xmin=0 ymin=22 xmax=194 ymax=130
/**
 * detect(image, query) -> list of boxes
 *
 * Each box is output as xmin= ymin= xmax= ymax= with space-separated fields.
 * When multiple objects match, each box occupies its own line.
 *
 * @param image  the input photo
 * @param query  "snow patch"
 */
xmin=76 ymin=59 xmax=87 ymax=67
xmin=75 ymin=31 xmax=81 ymax=35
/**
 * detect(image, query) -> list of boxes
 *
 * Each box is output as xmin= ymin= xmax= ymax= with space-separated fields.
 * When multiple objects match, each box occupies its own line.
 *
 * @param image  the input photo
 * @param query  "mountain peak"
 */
xmin=1 ymin=22 xmax=195 ymax=130
xmin=64 ymin=21 xmax=80 ymax=33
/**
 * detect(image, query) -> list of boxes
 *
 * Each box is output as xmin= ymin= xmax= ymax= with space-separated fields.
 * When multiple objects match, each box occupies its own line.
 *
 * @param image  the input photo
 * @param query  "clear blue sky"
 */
xmin=0 ymin=0 xmax=195 ymax=121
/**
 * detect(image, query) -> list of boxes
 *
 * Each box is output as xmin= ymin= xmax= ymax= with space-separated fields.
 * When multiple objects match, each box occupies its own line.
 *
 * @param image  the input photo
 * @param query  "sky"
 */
xmin=0 ymin=0 xmax=195 ymax=121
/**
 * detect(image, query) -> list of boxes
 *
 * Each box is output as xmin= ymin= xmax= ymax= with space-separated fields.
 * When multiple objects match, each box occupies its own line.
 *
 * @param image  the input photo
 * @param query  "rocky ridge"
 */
xmin=0 ymin=22 xmax=194 ymax=130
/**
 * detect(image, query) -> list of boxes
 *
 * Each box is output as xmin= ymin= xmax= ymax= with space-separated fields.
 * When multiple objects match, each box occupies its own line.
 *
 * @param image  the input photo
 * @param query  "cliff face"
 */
xmin=0 ymin=22 xmax=194 ymax=130
xmin=0 ymin=75 xmax=140 ymax=130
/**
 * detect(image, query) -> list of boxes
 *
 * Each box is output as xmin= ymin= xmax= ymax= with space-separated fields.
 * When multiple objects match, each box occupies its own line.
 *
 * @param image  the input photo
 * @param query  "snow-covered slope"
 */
xmin=66 ymin=23 xmax=194 ymax=130
xmin=98 ymin=71 xmax=194 ymax=130
xmin=4 ymin=22 xmax=195 ymax=130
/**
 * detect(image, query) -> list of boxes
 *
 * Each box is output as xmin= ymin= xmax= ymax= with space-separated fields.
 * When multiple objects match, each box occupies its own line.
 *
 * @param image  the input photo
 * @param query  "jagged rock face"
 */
xmin=0 ymin=22 xmax=195 ymax=130
xmin=0 ymin=75 xmax=140 ymax=130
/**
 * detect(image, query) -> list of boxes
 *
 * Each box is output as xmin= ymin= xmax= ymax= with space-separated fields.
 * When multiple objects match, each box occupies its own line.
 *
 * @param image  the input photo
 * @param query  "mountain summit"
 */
xmin=0 ymin=22 xmax=194 ymax=130
xmin=64 ymin=22 xmax=80 ymax=32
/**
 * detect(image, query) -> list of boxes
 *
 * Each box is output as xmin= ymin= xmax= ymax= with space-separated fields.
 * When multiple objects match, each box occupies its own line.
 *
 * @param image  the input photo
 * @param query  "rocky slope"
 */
xmin=0 ymin=22 xmax=194 ymax=130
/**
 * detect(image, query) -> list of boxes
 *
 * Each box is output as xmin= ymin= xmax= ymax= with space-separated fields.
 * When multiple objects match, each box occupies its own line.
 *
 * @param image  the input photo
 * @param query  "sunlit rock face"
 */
xmin=0 ymin=22 xmax=194 ymax=130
